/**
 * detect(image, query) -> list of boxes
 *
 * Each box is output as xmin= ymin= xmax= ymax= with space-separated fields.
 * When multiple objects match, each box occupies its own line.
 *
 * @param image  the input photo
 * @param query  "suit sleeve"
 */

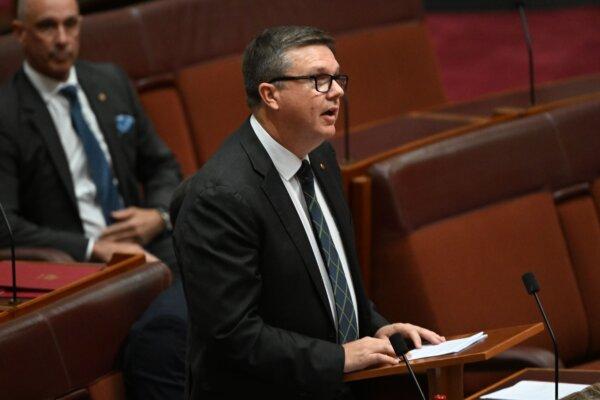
xmin=174 ymin=181 xmax=345 ymax=393
xmin=116 ymin=66 xmax=181 ymax=209
xmin=0 ymin=123 xmax=88 ymax=260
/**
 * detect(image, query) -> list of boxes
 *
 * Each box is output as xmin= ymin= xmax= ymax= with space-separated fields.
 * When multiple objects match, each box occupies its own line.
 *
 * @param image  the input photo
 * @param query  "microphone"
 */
xmin=342 ymin=95 xmax=351 ymax=163
xmin=522 ymin=272 xmax=558 ymax=400
xmin=0 ymin=201 xmax=17 ymax=304
xmin=515 ymin=1 xmax=536 ymax=106
xmin=389 ymin=334 xmax=426 ymax=400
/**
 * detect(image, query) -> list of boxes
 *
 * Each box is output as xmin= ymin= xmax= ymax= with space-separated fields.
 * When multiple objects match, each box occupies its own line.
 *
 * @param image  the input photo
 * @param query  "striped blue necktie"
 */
xmin=60 ymin=85 xmax=123 ymax=223
xmin=296 ymin=160 xmax=358 ymax=343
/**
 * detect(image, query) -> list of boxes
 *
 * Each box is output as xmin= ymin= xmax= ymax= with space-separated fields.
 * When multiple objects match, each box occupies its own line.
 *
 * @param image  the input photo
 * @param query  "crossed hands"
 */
xmin=91 ymin=207 xmax=165 ymax=262
xmin=342 ymin=323 xmax=445 ymax=373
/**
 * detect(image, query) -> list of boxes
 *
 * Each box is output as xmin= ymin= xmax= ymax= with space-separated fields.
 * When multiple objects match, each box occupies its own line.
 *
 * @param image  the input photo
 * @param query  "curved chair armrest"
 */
xmin=464 ymin=346 xmax=564 ymax=395
xmin=480 ymin=346 xmax=565 ymax=369
xmin=0 ymin=247 xmax=75 ymax=263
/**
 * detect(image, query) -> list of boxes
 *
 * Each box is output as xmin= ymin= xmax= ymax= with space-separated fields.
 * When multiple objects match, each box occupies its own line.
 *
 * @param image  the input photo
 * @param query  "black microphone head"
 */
xmin=389 ymin=333 xmax=409 ymax=357
xmin=522 ymin=272 xmax=540 ymax=294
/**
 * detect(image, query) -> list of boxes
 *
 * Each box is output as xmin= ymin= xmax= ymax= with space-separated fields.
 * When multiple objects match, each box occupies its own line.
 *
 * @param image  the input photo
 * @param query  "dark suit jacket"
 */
xmin=0 ymin=61 xmax=181 ymax=260
xmin=174 ymin=120 xmax=388 ymax=399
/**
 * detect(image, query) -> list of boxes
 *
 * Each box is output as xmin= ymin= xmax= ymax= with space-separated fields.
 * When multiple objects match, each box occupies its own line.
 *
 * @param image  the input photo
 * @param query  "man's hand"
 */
xmin=374 ymin=323 xmax=445 ymax=349
xmin=342 ymin=336 xmax=399 ymax=373
xmin=92 ymin=239 xmax=158 ymax=263
xmin=100 ymin=207 xmax=165 ymax=245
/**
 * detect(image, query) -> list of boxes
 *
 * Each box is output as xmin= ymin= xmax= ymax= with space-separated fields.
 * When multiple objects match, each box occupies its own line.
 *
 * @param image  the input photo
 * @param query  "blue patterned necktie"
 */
xmin=296 ymin=160 xmax=358 ymax=343
xmin=59 ymin=85 xmax=123 ymax=223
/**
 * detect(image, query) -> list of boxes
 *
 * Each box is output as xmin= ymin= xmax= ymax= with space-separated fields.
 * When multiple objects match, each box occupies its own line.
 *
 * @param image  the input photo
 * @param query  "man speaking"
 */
xmin=174 ymin=26 xmax=444 ymax=399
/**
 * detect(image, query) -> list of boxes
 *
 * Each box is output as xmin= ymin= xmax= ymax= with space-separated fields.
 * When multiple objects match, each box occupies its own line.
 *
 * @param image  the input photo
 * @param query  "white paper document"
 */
xmin=480 ymin=380 xmax=588 ymax=400
xmin=405 ymin=331 xmax=487 ymax=360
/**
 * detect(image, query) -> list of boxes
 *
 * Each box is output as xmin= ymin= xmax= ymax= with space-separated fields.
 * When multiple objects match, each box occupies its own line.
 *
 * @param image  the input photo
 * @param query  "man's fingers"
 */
xmin=378 ymin=339 xmax=397 ymax=357
xmin=111 ymin=207 xmax=135 ymax=219
xmin=371 ymin=353 xmax=399 ymax=366
xmin=104 ymin=231 xmax=139 ymax=243
xmin=408 ymin=330 xmax=423 ymax=349
xmin=144 ymin=251 xmax=159 ymax=262
xmin=420 ymin=328 xmax=445 ymax=344
xmin=101 ymin=221 xmax=135 ymax=237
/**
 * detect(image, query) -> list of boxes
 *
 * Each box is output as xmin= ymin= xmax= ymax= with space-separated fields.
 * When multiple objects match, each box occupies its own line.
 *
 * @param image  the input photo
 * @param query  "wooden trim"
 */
xmin=0 ymin=254 xmax=147 ymax=323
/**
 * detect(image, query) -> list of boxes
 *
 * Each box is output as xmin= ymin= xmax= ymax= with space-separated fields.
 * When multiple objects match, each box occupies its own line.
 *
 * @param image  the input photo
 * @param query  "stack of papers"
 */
xmin=406 ymin=331 xmax=487 ymax=360
xmin=480 ymin=380 xmax=589 ymax=399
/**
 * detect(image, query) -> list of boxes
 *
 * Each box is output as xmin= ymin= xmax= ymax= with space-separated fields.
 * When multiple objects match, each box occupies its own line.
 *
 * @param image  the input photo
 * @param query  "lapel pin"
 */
xmin=98 ymin=92 xmax=107 ymax=102
xmin=320 ymin=162 xmax=326 ymax=171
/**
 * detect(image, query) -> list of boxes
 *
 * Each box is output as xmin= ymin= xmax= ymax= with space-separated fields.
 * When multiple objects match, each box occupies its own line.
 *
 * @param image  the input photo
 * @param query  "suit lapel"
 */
xmin=239 ymin=123 xmax=335 ymax=328
xmin=77 ymin=64 xmax=133 ymax=205
xmin=18 ymin=71 xmax=78 ymax=211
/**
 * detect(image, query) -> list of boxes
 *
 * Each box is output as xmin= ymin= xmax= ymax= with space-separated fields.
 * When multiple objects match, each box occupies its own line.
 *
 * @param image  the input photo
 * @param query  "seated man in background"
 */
xmin=174 ymin=25 xmax=444 ymax=399
xmin=0 ymin=0 xmax=186 ymax=399
xmin=0 ymin=0 xmax=179 ymax=266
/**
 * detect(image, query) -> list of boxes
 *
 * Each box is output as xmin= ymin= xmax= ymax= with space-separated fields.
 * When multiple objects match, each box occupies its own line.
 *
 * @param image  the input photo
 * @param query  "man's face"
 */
xmin=275 ymin=45 xmax=344 ymax=150
xmin=13 ymin=0 xmax=81 ymax=81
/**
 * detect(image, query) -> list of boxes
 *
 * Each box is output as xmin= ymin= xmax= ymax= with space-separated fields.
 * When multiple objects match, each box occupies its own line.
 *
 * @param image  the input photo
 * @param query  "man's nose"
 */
xmin=55 ymin=25 xmax=69 ymax=44
xmin=328 ymin=79 xmax=345 ymax=99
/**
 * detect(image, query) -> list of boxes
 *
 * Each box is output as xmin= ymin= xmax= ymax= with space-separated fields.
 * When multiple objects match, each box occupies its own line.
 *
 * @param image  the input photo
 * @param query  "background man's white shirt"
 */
xmin=24 ymin=62 xmax=120 ymax=258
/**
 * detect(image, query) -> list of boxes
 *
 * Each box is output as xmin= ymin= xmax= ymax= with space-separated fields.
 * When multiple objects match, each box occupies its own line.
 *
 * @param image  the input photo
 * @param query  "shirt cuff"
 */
xmin=85 ymin=238 xmax=95 ymax=261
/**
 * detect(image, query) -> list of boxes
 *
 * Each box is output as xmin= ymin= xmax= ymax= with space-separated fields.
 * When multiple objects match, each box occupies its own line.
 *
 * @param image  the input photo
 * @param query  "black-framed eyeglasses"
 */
xmin=268 ymin=74 xmax=348 ymax=93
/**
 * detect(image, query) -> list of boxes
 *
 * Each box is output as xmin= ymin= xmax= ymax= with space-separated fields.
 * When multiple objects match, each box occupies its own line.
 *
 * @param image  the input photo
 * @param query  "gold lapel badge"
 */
xmin=319 ymin=162 xmax=326 ymax=171
xmin=98 ymin=92 xmax=107 ymax=102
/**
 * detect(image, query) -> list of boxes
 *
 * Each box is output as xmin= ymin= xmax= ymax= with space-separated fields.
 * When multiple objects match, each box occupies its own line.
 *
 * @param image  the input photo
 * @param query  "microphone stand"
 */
xmin=532 ymin=290 xmax=559 ymax=400
xmin=0 ymin=202 xmax=17 ymax=304
xmin=390 ymin=334 xmax=427 ymax=400
xmin=522 ymin=272 xmax=559 ymax=400
xmin=516 ymin=1 xmax=536 ymax=106
xmin=342 ymin=95 xmax=351 ymax=163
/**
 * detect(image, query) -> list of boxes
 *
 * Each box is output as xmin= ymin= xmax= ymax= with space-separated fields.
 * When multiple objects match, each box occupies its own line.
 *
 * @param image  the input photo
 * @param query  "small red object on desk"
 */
xmin=433 ymin=395 xmax=447 ymax=400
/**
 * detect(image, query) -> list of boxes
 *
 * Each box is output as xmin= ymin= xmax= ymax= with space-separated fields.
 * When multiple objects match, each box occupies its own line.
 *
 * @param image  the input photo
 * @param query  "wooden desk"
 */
xmin=467 ymin=368 xmax=600 ymax=399
xmin=345 ymin=323 xmax=543 ymax=400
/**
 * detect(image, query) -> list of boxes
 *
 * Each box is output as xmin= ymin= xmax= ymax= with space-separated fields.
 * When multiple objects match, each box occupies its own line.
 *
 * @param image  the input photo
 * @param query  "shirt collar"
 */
xmin=23 ymin=62 xmax=79 ymax=102
xmin=250 ymin=114 xmax=310 ymax=181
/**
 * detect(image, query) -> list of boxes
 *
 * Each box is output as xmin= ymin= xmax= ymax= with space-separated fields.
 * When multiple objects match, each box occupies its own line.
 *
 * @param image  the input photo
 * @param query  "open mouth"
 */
xmin=321 ymin=107 xmax=338 ymax=117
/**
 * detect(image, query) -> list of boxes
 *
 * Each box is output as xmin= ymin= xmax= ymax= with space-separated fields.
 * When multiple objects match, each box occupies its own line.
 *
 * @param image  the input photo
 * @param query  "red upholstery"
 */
xmin=138 ymin=83 xmax=199 ymax=176
xmin=574 ymin=359 xmax=600 ymax=370
xmin=336 ymin=22 xmax=445 ymax=127
xmin=370 ymin=112 xmax=567 ymax=234
xmin=372 ymin=192 xmax=588 ymax=361
xmin=0 ymin=262 xmax=170 ymax=399
xmin=176 ymin=55 xmax=247 ymax=165
xmin=368 ymin=99 xmax=600 ymax=392
xmin=556 ymin=197 xmax=600 ymax=357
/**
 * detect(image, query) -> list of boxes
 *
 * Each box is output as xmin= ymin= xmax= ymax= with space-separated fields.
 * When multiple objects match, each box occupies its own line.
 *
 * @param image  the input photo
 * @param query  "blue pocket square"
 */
xmin=115 ymin=114 xmax=135 ymax=135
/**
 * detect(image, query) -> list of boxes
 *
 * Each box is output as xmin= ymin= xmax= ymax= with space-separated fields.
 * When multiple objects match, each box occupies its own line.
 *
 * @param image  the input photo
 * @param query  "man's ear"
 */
xmin=12 ymin=20 xmax=25 ymax=43
xmin=258 ymin=82 xmax=280 ymax=111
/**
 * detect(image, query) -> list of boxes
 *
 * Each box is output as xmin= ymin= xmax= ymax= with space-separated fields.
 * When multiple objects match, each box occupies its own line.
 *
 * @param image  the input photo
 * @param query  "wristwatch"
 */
xmin=157 ymin=208 xmax=173 ymax=231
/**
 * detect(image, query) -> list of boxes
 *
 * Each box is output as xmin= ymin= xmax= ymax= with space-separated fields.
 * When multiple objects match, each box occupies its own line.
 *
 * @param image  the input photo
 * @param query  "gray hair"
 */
xmin=242 ymin=25 xmax=335 ymax=109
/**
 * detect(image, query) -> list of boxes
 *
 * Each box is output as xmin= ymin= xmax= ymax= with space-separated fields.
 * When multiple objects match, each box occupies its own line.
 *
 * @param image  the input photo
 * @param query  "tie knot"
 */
xmin=59 ymin=85 xmax=78 ymax=103
xmin=296 ymin=160 xmax=314 ymax=187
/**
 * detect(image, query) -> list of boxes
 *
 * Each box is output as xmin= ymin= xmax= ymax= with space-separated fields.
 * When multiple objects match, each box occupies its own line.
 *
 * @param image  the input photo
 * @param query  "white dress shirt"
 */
xmin=24 ymin=62 xmax=116 ymax=259
xmin=250 ymin=115 xmax=359 ymax=332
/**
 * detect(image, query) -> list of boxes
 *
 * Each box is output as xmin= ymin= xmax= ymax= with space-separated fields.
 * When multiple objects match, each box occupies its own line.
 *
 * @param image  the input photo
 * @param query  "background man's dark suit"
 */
xmin=174 ymin=119 xmax=389 ymax=399
xmin=0 ymin=60 xmax=180 ymax=262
